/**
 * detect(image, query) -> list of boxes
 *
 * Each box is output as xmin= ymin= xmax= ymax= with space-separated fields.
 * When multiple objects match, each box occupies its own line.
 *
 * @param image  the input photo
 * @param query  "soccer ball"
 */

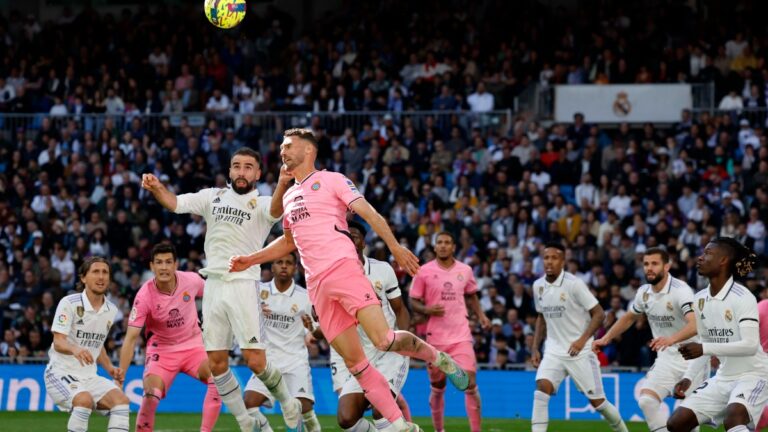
xmin=204 ymin=0 xmax=246 ymax=29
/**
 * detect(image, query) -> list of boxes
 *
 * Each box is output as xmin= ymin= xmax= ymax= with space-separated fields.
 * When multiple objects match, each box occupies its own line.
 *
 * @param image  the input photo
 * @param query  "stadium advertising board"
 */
xmin=555 ymin=84 xmax=692 ymax=123
xmin=0 ymin=365 xmax=687 ymax=421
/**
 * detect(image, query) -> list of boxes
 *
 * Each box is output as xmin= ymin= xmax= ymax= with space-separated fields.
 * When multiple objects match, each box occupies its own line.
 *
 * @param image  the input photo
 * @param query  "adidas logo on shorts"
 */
xmin=298 ymin=387 xmax=305 ymax=393
xmin=249 ymin=337 xmax=259 ymax=343
xmin=736 ymin=393 xmax=745 ymax=399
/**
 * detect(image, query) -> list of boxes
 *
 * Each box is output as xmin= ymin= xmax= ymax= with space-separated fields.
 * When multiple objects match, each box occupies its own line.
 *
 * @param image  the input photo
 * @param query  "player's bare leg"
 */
xmin=667 ymin=406 xmax=701 ymax=432
xmin=96 ymin=389 xmax=130 ymax=432
xmin=332 ymin=325 xmax=421 ymax=432
xmin=242 ymin=348 xmax=303 ymax=431
xmin=68 ymin=392 xmax=95 ymax=432
xmin=196 ymin=360 xmax=222 ymax=432
xmin=338 ymin=392 xmax=376 ymax=432
xmin=357 ymin=305 xmax=469 ymax=390
xmin=396 ymin=394 xmax=412 ymax=422
xmin=136 ymin=374 xmax=165 ymax=431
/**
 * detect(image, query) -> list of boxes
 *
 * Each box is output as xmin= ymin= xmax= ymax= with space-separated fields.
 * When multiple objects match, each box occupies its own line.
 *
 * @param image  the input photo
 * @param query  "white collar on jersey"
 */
xmin=660 ymin=274 xmax=673 ymax=294
xmin=270 ymin=279 xmax=296 ymax=297
xmin=708 ymin=276 xmax=736 ymax=301
xmin=80 ymin=291 xmax=109 ymax=313
xmin=545 ymin=270 xmax=566 ymax=287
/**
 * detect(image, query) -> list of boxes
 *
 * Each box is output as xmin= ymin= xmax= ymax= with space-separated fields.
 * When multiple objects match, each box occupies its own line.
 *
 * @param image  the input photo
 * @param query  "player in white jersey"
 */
xmin=324 ymin=221 xmax=412 ymax=432
xmin=531 ymin=243 xmax=628 ymax=432
xmin=141 ymin=146 xmax=303 ymax=432
xmin=593 ymin=247 xmax=701 ymax=432
xmin=244 ymin=252 xmax=322 ymax=432
xmin=43 ymin=257 xmax=130 ymax=432
xmin=667 ymin=238 xmax=768 ymax=432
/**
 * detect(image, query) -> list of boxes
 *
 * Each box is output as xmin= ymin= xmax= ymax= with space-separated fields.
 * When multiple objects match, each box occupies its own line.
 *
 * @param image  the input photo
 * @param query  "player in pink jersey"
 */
xmin=757 ymin=299 xmax=768 ymax=430
xmin=410 ymin=231 xmax=491 ymax=432
xmin=230 ymin=128 xmax=469 ymax=432
xmin=119 ymin=244 xmax=221 ymax=432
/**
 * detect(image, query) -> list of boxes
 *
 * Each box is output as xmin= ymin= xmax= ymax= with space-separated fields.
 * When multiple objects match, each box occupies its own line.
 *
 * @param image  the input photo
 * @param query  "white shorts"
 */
xmin=340 ymin=351 xmax=410 ymax=398
xmin=643 ymin=352 xmax=709 ymax=399
xmin=680 ymin=375 xmax=768 ymax=428
xmin=330 ymin=349 xmax=351 ymax=393
xmin=244 ymin=361 xmax=314 ymax=407
xmin=203 ymin=277 xmax=264 ymax=351
xmin=535 ymin=352 xmax=605 ymax=400
xmin=44 ymin=366 xmax=119 ymax=411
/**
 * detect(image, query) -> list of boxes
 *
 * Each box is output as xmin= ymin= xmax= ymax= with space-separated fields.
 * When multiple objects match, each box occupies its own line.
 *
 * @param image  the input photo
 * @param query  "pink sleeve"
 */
xmin=330 ymin=173 xmax=363 ymax=207
xmin=410 ymin=272 xmax=425 ymax=299
xmin=464 ymin=271 xmax=478 ymax=295
xmin=128 ymin=289 xmax=148 ymax=328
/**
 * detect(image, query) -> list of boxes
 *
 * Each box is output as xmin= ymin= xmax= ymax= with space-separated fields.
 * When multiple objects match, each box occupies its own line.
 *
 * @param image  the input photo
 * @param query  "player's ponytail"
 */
xmin=712 ymin=237 xmax=757 ymax=279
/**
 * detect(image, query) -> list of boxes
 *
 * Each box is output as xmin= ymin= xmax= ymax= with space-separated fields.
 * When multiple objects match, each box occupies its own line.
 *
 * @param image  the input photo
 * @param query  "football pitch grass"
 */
xmin=0 ymin=412 xmax=722 ymax=431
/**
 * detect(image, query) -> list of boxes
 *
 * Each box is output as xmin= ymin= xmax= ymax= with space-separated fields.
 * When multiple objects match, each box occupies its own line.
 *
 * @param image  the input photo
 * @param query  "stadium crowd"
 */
xmin=0 ymin=1 xmax=767 ymax=372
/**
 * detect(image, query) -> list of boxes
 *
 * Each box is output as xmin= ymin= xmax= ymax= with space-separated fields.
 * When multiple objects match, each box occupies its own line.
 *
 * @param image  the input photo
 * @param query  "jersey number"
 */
xmin=331 ymin=363 xmax=337 ymax=376
xmin=60 ymin=375 xmax=80 ymax=385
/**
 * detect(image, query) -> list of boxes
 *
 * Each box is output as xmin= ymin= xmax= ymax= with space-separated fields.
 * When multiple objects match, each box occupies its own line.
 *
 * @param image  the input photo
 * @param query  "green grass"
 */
xmin=0 ymin=412 xmax=722 ymax=431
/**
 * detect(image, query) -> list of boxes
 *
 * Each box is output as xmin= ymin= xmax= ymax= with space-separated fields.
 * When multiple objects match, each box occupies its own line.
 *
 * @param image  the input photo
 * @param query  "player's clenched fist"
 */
xmin=673 ymin=378 xmax=691 ymax=399
xmin=229 ymin=255 xmax=255 ymax=272
xmin=141 ymin=173 xmax=161 ymax=191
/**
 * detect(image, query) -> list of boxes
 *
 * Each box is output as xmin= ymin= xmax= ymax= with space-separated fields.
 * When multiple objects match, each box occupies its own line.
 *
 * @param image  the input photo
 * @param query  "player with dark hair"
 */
xmin=531 ymin=242 xmax=628 ymax=432
xmin=667 ymin=238 xmax=767 ymax=432
xmin=593 ymin=247 xmax=701 ymax=431
xmin=119 ymin=243 xmax=221 ymax=431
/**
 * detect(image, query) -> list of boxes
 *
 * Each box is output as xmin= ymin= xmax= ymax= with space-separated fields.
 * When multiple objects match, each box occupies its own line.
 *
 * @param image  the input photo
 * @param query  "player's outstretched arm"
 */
xmin=118 ymin=326 xmax=141 ymax=382
xmin=349 ymin=198 xmax=419 ymax=275
xmin=141 ymin=173 xmax=178 ymax=211
xmin=592 ymin=310 xmax=638 ymax=352
xmin=229 ymin=230 xmax=297 ymax=272
xmin=650 ymin=311 xmax=697 ymax=351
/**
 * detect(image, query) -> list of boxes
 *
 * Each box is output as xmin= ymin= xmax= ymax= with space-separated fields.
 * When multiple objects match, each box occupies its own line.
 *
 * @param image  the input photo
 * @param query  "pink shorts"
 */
xmin=427 ymin=341 xmax=477 ymax=382
xmin=144 ymin=346 xmax=209 ymax=397
xmin=308 ymin=258 xmax=381 ymax=343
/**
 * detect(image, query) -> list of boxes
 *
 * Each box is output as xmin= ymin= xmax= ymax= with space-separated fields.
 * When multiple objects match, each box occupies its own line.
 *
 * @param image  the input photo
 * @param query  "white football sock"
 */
xmin=532 ymin=390 xmax=550 ymax=432
xmin=638 ymin=394 xmax=668 ymax=432
xmin=68 ymin=406 xmax=92 ymax=432
xmin=596 ymin=400 xmax=629 ymax=432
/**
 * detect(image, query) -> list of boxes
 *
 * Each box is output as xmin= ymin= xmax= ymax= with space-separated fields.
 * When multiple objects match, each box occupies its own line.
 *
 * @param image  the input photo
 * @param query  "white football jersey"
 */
xmin=533 ymin=270 xmax=599 ymax=357
xmin=694 ymin=277 xmax=768 ymax=380
xmin=258 ymin=280 xmax=312 ymax=369
xmin=175 ymin=187 xmax=277 ymax=281
xmin=630 ymin=275 xmax=697 ymax=353
xmin=47 ymin=293 xmax=118 ymax=378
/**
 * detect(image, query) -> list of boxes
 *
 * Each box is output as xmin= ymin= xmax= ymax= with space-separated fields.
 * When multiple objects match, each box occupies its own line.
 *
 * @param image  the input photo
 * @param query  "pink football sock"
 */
xmin=350 ymin=359 xmax=402 ymax=423
xmin=136 ymin=387 xmax=162 ymax=431
xmin=201 ymin=378 xmax=222 ymax=432
xmin=429 ymin=385 xmax=446 ymax=432
xmin=465 ymin=386 xmax=482 ymax=432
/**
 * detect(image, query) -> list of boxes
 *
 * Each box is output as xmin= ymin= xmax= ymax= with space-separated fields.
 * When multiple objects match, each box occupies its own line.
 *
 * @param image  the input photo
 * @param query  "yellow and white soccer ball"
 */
xmin=204 ymin=0 xmax=246 ymax=29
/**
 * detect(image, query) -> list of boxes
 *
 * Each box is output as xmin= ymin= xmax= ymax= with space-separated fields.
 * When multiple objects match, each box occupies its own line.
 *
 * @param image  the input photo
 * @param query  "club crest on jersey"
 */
xmin=642 ymin=292 xmax=649 ymax=302
xmin=311 ymin=181 xmax=321 ymax=191
xmin=76 ymin=306 xmax=85 ymax=317
xmin=247 ymin=199 xmax=257 ymax=210
xmin=698 ymin=298 xmax=705 ymax=311
xmin=182 ymin=292 xmax=191 ymax=302
xmin=374 ymin=280 xmax=382 ymax=292
xmin=216 ymin=189 xmax=226 ymax=196
xmin=457 ymin=274 xmax=464 ymax=282
xmin=666 ymin=302 xmax=673 ymax=312
xmin=560 ymin=293 xmax=566 ymax=302
xmin=260 ymin=290 xmax=269 ymax=300
xmin=725 ymin=309 xmax=733 ymax=322
xmin=290 ymin=304 xmax=299 ymax=314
